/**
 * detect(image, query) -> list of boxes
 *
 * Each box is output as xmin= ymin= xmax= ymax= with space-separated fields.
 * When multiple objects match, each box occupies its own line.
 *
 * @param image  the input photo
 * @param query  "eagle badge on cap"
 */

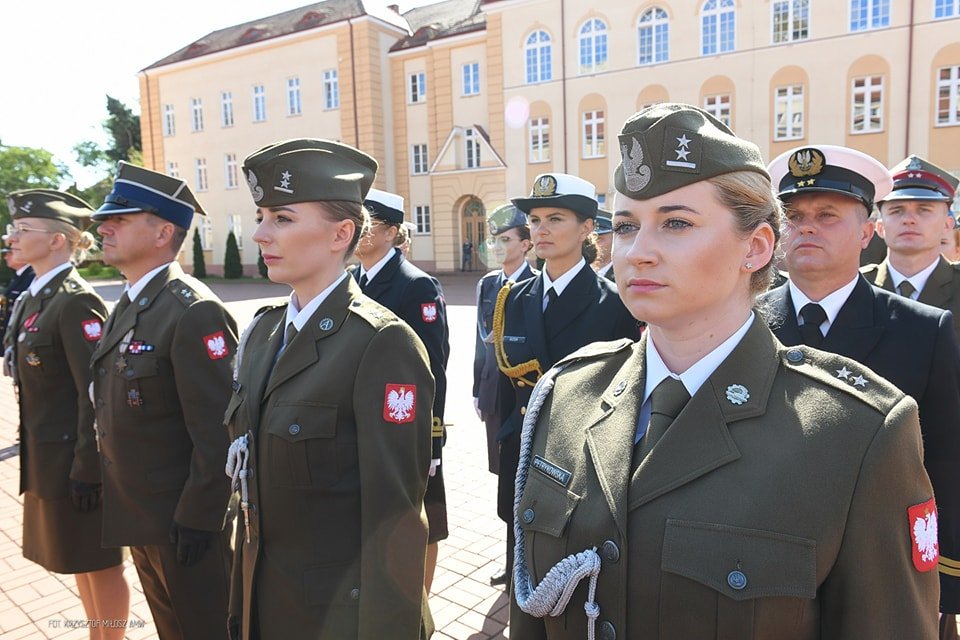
xmin=532 ymin=175 xmax=558 ymax=197
xmin=907 ymin=156 xmax=923 ymax=171
xmin=621 ymin=137 xmax=652 ymax=192
xmin=246 ymin=171 xmax=264 ymax=203
xmin=788 ymin=148 xmax=825 ymax=178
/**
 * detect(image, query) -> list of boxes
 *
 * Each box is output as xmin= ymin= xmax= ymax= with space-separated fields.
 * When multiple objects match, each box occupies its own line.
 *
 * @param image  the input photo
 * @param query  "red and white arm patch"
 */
xmin=81 ymin=319 xmax=103 ymax=341
xmin=421 ymin=302 xmax=438 ymax=323
xmin=204 ymin=331 xmax=230 ymax=360
xmin=908 ymin=498 xmax=939 ymax=572
xmin=384 ymin=383 xmax=417 ymax=424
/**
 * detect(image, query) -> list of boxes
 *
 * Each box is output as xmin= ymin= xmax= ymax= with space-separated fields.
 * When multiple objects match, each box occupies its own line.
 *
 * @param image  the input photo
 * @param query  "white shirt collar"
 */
xmin=28 ymin=262 xmax=72 ymax=296
xmin=643 ymin=312 xmax=755 ymax=403
xmin=787 ymin=275 xmax=859 ymax=335
xmin=504 ymin=262 xmax=530 ymax=283
xmin=542 ymin=257 xmax=587 ymax=300
xmin=123 ymin=262 xmax=173 ymax=304
xmin=886 ymin=257 xmax=940 ymax=301
xmin=360 ymin=247 xmax=396 ymax=283
xmin=15 ymin=265 xmax=30 ymax=276
xmin=284 ymin=272 xmax=349 ymax=335
xmin=597 ymin=262 xmax=613 ymax=278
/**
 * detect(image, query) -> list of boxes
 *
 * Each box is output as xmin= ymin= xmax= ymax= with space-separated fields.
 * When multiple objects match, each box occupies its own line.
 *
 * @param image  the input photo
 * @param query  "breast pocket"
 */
xmin=119 ymin=354 xmax=165 ymax=414
xmin=660 ymin=519 xmax=816 ymax=639
xmin=517 ymin=470 xmax=582 ymax=584
xmin=20 ymin=334 xmax=67 ymax=376
xmin=265 ymin=401 xmax=338 ymax=489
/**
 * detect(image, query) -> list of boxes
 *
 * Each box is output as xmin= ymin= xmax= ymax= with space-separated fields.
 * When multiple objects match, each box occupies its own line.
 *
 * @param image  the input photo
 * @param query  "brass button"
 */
xmin=517 ymin=380 xmax=526 ymax=387
xmin=520 ymin=406 xmax=526 ymax=415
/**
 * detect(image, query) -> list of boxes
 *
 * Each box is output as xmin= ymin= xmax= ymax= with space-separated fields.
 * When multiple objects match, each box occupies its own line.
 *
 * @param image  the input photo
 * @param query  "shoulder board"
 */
xmin=950 ymin=261 xmax=960 ymax=272
xmin=254 ymin=300 xmax=287 ymax=319
xmin=778 ymin=344 xmax=903 ymax=415
xmin=167 ymin=274 xmax=221 ymax=306
xmin=555 ymin=338 xmax=635 ymax=368
xmin=859 ymin=263 xmax=880 ymax=277
xmin=61 ymin=274 xmax=95 ymax=295
xmin=349 ymin=296 xmax=397 ymax=329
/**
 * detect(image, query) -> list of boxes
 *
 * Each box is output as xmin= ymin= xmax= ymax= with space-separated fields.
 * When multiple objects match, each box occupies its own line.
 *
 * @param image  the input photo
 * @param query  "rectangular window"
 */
xmin=163 ymin=104 xmax=175 ymax=136
xmin=195 ymin=158 xmax=208 ymax=192
xmin=528 ymin=117 xmax=550 ymax=163
xmin=221 ymin=92 xmax=234 ymax=127
xmin=415 ymin=205 xmax=432 ymax=234
xmin=597 ymin=193 xmax=606 ymax=207
xmin=409 ymin=72 xmax=426 ymax=104
xmin=166 ymin=161 xmax=179 ymax=178
xmin=287 ymin=77 xmax=302 ymax=116
xmin=850 ymin=0 xmax=889 ymax=31
xmin=225 ymin=153 xmax=239 ymax=189
xmin=582 ymin=110 xmax=605 ymax=158
xmin=465 ymin=128 xmax=481 ymax=169
xmin=704 ymin=94 xmax=732 ymax=127
xmin=938 ymin=65 xmax=960 ymax=126
xmin=323 ymin=70 xmax=340 ymax=109
xmin=191 ymin=98 xmax=204 ymax=132
xmin=462 ymin=62 xmax=480 ymax=96
xmin=411 ymin=144 xmax=429 ymax=175
xmin=228 ymin=214 xmax=243 ymax=251
xmin=935 ymin=0 xmax=959 ymax=18
xmin=773 ymin=0 xmax=809 ymax=43
xmin=851 ymin=75 xmax=884 ymax=133
xmin=775 ymin=85 xmax=805 ymax=140
xmin=253 ymin=85 xmax=266 ymax=122
xmin=199 ymin=217 xmax=213 ymax=251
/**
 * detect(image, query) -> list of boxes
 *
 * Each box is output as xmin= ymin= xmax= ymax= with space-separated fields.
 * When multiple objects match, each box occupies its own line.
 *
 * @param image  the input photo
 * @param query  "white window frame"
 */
xmin=163 ymin=104 xmax=175 ymax=137
xmin=287 ymin=77 xmax=302 ymax=116
xmin=772 ymin=0 xmax=809 ymax=44
xmin=190 ymin=98 xmax=204 ymax=132
xmin=849 ymin=0 xmax=890 ymax=31
xmin=937 ymin=65 xmax=960 ymax=126
xmin=224 ymin=153 xmax=239 ymax=189
xmin=851 ymin=75 xmax=884 ymax=133
xmin=701 ymin=0 xmax=736 ymax=56
xmin=195 ymin=158 xmax=208 ymax=192
xmin=774 ymin=84 xmax=805 ymax=141
xmin=465 ymin=128 xmax=481 ymax=169
xmin=221 ymin=92 xmax=234 ymax=127
xmin=228 ymin=214 xmax=243 ymax=251
xmin=198 ymin=218 xmax=213 ymax=251
xmin=578 ymin=18 xmax=608 ymax=75
xmin=166 ymin=161 xmax=179 ymax=178
xmin=409 ymin=72 xmax=426 ymax=104
xmin=411 ymin=144 xmax=429 ymax=175
xmin=462 ymin=62 xmax=480 ymax=96
xmin=414 ymin=205 xmax=432 ymax=235
xmin=323 ymin=69 xmax=340 ymax=109
xmin=528 ymin=117 xmax=550 ymax=164
xmin=525 ymin=30 xmax=553 ymax=84
xmin=703 ymin=94 xmax=732 ymax=127
xmin=935 ymin=0 xmax=960 ymax=18
xmin=638 ymin=8 xmax=670 ymax=66
xmin=582 ymin=110 xmax=606 ymax=159
xmin=253 ymin=84 xmax=266 ymax=122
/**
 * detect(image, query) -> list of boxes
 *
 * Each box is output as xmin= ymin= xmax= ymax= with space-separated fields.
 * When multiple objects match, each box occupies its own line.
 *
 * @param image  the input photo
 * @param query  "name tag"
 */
xmin=503 ymin=335 xmax=526 ymax=343
xmin=532 ymin=455 xmax=571 ymax=487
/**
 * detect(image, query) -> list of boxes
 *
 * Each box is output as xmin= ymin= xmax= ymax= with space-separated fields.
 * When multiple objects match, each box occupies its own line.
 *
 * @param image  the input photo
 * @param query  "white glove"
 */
xmin=429 ymin=458 xmax=441 ymax=477
xmin=473 ymin=397 xmax=481 ymax=419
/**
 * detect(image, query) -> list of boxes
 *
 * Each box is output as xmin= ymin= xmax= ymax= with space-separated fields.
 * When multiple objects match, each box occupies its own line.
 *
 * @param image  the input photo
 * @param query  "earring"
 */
xmin=745 ymin=262 xmax=754 ymax=270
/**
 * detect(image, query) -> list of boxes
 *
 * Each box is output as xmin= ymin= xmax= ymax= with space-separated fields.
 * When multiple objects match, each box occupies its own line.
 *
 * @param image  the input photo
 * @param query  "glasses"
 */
xmin=486 ymin=236 xmax=516 ymax=248
xmin=5 ymin=224 xmax=57 ymax=238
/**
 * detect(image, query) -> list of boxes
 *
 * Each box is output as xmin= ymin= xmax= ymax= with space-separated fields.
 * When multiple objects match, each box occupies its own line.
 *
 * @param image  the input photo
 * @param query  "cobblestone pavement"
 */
xmin=0 ymin=272 xmax=512 ymax=639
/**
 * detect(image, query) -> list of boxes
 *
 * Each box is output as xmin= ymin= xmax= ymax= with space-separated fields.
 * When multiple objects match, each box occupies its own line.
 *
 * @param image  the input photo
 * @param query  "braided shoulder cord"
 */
xmin=492 ymin=280 xmax=543 ymax=383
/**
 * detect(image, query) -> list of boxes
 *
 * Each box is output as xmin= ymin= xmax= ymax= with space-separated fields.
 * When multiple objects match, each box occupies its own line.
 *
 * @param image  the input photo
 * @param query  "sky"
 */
xmin=0 ymin=0 xmax=432 ymax=189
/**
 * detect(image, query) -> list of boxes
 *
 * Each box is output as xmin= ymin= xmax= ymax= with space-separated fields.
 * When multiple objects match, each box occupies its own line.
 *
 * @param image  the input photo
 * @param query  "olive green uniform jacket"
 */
xmin=226 ymin=276 xmax=434 ymax=640
xmin=862 ymin=256 xmax=960 ymax=340
xmin=91 ymin=262 xmax=237 ymax=546
xmin=511 ymin=320 xmax=939 ymax=640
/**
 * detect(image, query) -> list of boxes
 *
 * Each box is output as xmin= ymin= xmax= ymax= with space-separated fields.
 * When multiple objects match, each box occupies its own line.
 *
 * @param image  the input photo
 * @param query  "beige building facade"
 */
xmin=139 ymin=0 xmax=960 ymax=274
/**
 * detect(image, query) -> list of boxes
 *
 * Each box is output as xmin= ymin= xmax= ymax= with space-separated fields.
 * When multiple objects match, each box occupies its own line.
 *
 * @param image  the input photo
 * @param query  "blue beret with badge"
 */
xmin=768 ymin=144 xmax=892 ymax=210
xmin=94 ymin=161 xmax=205 ymax=229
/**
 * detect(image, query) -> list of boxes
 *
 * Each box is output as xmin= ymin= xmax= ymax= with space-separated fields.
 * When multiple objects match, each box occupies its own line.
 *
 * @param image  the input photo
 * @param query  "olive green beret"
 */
xmin=242 ymin=138 xmax=378 ymax=207
xmin=614 ymin=103 xmax=769 ymax=199
xmin=7 ymin=189 xmax=94 ymax=230
xmin=486 ymin=204 xmax=527 ymax=236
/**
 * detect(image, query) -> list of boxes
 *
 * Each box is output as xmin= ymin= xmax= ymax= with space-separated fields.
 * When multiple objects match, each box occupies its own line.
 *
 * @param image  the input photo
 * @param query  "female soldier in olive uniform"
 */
xmin=510 ymin=104 xmax=939 ymax=639
xmin=5 ymin=189 xmax=129 ymax=639
xmin=493 ymin=174 xmax=640 ymax=588
xmin=226 ymin=139 xmax=434 ymax=640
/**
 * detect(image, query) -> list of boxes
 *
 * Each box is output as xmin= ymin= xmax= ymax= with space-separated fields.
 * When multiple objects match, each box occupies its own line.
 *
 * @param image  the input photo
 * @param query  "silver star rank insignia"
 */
xmin=836 ymin=366 xmax=851 ymax=379
xmin=852 ymin=375 xmax=868 ymax=387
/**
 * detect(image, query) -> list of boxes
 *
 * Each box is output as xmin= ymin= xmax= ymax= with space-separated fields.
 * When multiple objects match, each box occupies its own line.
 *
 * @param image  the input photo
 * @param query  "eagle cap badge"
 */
xmin=246 ymin=170 xmax=264 ymax=202
xmin=788 ymin=148 xmax=825 ymax=178
xmin=620 ymin=136 xmax=652 ymax=192
xmin=532 ymin=175 xmax=558 ymax=197
xmin=384 ymin=383 xmax=417 ymax=424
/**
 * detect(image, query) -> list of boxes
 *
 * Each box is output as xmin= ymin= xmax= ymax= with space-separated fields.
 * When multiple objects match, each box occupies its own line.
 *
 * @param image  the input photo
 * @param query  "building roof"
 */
xmin=391 ymin=0 xmax=485 ymax=52
xmin=143 ymin=0 xmax=409 ymax=70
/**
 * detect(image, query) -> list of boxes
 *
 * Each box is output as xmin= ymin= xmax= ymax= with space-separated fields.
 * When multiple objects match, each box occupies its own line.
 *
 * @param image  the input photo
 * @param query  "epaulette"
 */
xmin=859 ymin=263 xmax=880 ymax=277
xmin=348 ymin=296 xmax=395 ymax=329
xmin=253 ymin=299 xmax=288 ymax=318
xmin=778 ymin=344 xmax=903 ymax=415
xmin=167 ymin=275 xmax=220 ymax=307
xmin=61 ymin=274 xmax=95 ymax=295
xmin=554 ymin=338 xmax=635 ymax=369
xmin=950 ymin=261 xmax=960 ymax=272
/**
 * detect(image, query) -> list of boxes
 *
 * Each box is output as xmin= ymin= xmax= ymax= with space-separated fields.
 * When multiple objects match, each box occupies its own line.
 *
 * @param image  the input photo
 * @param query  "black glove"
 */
xmin=168 ymin=522 xmax=212 ymax=566
xmin=227 ymin=615 xmax=241 ymax=640
xmin=69 ymin=481 xmax=101 ymax=513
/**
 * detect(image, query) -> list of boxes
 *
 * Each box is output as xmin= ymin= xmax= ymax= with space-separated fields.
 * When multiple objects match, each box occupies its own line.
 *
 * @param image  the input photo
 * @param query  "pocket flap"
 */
xmin=517 ymin=470 xmax=581 ymax=538
xmin=121 ymin=354 xmax=159 ymax=379
xmin=223 ymin=391 xmax=244 ymax=427
xmin=662 ymin=519 xmax=816 ymax=601
xmin=267 ymin=401 xmax=337 ymax=443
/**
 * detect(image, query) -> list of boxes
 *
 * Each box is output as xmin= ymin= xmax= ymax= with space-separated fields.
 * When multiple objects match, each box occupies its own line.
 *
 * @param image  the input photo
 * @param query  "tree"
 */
xmin=257 ymin=248 xmax=268 ymax=278
xmin=192 ymin=228 xmax=207 ymax=278
xmin=71 ymin=96 xmax=142 ymax=204
xmin=224 ymin=232 xmax=243 ymax=279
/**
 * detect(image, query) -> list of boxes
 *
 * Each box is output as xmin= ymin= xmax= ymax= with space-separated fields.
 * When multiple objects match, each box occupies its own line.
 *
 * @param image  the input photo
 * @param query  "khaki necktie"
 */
xmin=634 ymin=377 xmax=690 ymax=465
xmin=114 ymin=294 xmax=132 ymax=319
xmin=898 ymin=280 xmax=916 ymax=299
xmin=284 ymin=323 xmax=298 ymax=349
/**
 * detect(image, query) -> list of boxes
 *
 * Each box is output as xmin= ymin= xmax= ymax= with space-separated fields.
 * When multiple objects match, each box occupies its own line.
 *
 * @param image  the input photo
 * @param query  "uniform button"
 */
xmin=727 ymin=570 xmax=747 ymax=590
xmin=520 ymin=406 xmax=526 ymax=416
xmin=232 ymin=380 xmax=240 ymax=392
xmin=124 ymin=369 xmax=134 ymax=378
xmin=61 ymin=434 xmax=70 ymax=441
xmin=350 ymin=587 xmax=360 ymax=600
xmin=288 ymin=424 xmax=301 ymax=436
xmin=102 ymin=457 xmax=111 ymax=467
xmin=98 ymin=368 xmax=106 ymax=376
xmin=600 ymin=540 xmax=620 ymax=563
xmin=522 ymin=508 xmax=535 ymax=524
xmin=96 ymin=398 xmax=105 ymax=407
xmin=599 ymin=620 xmax=616 ymax=640
xmin=517 ymin=380 xmax=525 ymax=387
xmin=786 ymin=348 xmax=804 ymax=364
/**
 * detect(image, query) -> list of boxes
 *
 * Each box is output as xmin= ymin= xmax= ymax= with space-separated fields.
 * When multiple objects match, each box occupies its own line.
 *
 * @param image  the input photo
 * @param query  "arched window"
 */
xmin=525 ymin=30 xmax=553 ymax=84
xmin=702 ymin=0 xmax=736 ymax=55
xmin=638 ymin=8 xmax=669 ymax=65
xmin=578 ymin=19 xmax=608 ymax=74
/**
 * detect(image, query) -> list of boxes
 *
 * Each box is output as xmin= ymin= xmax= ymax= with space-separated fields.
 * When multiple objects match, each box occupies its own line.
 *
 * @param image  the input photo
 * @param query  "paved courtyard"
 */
xmin=0 ymin=272 xmax=511 ymax=639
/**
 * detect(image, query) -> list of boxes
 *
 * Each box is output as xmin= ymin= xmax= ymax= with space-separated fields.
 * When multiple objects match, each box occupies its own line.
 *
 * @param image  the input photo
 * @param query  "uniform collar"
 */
xmin=504 ymin=261 xmax=531 ymax=283
xmin=542 ymin=257 xmax=586 ymax=299
xmin=123 ymin=261 xmax=173 ymax=303
xmin=28 ymin=261 xmax=73 ymax=297
xmin=15 ymin=265 xmax=30 ymax=276
xmin=885 ymin=256 xmax=939 ymax=300
xmin=285 ymin=271 xmax=349 ymax=333
xmin=359 ymin=247 xmax=397 ymax=282
xmin=787 ymin=275 xmax=859 ymax=334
